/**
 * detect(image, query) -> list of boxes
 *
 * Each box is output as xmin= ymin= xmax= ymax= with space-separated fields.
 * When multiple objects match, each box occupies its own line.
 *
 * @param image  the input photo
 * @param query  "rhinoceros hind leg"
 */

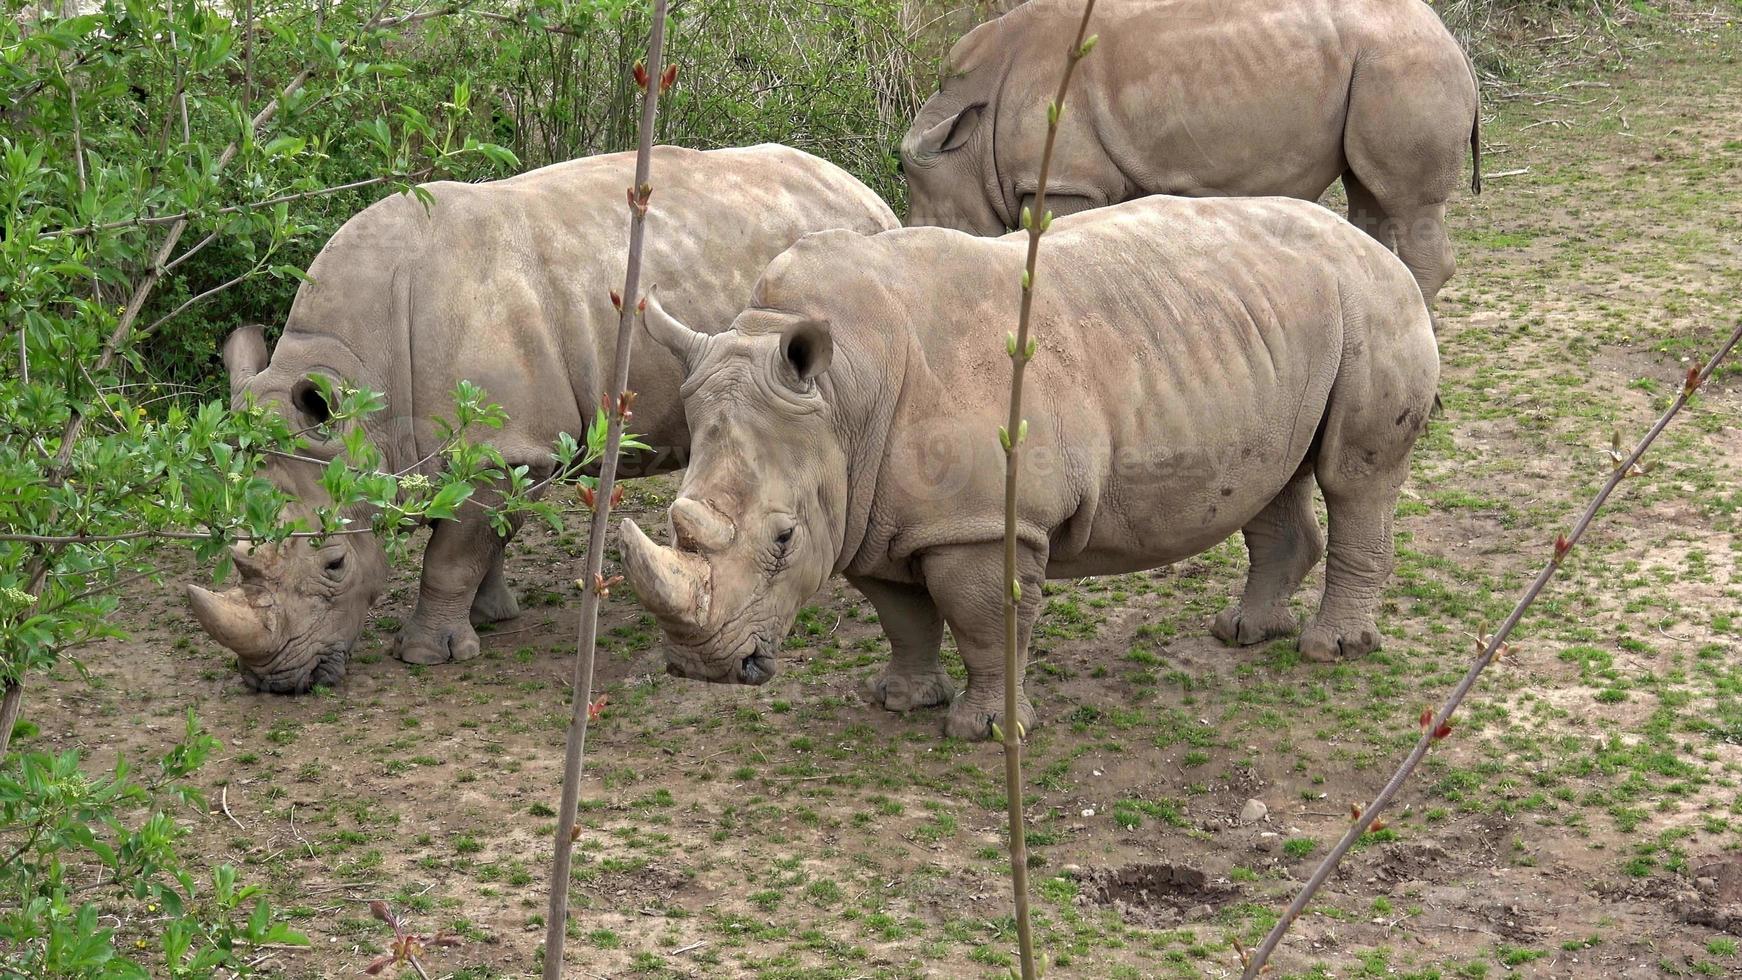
xmin=1389 ymin=201 xmax=1455 ymax=307
xmin=853 ymin=575 xmax=955 ymax=712
xmin=1301 ymin=473 xmax=1401 ymax=664
xmin=921 ymin=544 xmax=1045 ymax=741
xmin=1212 ymin=471 xmax=1322 ymax=648
xmin=469 ymin=547 xmax=521 ymax=626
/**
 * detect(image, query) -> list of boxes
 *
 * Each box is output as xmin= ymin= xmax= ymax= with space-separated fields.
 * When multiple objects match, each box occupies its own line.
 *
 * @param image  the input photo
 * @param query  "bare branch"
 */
xmin=1240 ymin=320 xmax=1742 ymax=979
xmin=40 ymin=170 xmax=433 ymax=240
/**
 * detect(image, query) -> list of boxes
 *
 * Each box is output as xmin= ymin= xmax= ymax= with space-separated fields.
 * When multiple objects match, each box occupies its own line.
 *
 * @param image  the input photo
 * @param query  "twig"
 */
xmin=670 ymin=940 xmax=707 ymax=955
xmin=543 ymin=5 xmax=672 ymax=978
xmin=1486 ymin=168 xmax=1531 ymax=179
xmin=1240 ymin=320 xmax=1742 ymax=979
xmin=289 ymin=804 xmax=315 ymax=859
xmin=998 ymin=6 xmax=1098 ymax=980
xmin=220 ymin=785 xmax=245 ymax=831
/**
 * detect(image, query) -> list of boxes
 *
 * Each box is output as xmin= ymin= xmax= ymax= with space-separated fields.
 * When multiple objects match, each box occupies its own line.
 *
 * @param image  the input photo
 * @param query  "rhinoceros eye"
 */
xmin=322 ymin=551 xmax=347 ymax=580
xmin=773 ymin=527 xmax=795 ymax=553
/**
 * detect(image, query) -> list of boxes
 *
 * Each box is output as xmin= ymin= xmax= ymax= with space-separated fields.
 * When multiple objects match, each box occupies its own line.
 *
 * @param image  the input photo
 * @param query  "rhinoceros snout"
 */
xmin=662 ymin=636 xmax=777 ymax=687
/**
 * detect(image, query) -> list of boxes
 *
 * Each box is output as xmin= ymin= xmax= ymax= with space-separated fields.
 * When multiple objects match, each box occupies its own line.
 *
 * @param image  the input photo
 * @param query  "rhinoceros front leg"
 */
xmin=922 ymin=544 xmax=1045 ymax=741
xmin=469 ymin=544 xmax=521 ymax=625
xmin=850 ymin=575 xmax=955 ymax=713
xmin=1212 ymin=471 xmax=1323 ymax=647
xmin=394 ymin=517 xmax=516 ymax=665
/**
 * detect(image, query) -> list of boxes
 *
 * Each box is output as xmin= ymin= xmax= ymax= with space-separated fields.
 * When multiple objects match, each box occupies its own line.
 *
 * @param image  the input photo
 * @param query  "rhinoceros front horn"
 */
xmin=640 ymin=293 xmax=709 ymax=372
xmin=186 ymin=584 xmax=278 ymax=664
xmin=619 ymin=519 xmax=710 ymax=630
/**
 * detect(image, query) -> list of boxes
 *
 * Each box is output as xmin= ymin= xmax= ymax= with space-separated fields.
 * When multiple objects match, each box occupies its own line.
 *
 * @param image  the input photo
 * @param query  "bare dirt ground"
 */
xmin=22 ymin=6 xmax=1742 ymax=978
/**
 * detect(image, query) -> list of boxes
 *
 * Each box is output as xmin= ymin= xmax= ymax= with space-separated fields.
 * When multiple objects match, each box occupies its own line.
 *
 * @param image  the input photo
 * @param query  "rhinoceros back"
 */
xmin=253 ymin=145 xmax=897 ymax=472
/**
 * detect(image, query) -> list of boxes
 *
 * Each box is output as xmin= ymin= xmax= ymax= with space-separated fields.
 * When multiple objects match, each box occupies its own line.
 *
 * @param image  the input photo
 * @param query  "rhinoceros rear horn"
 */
xmin=640 ymin=293 xmax=709 ymax=373
xmin=670 ymin=497 xmax=735 ymax=554
xmin=222 ymin=325 xmax=271 ymax=398
xmin=186 ymin=584 xmax=279 ymax=664
xmin=619 ymin=519 xmax=709 ymax=630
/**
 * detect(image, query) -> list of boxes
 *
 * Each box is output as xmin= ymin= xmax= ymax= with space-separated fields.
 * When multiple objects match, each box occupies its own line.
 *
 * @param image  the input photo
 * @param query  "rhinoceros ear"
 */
xmin=641 ymin=292 xmax=709 ymax=373
xmin=913 ymin=103 xmax=984 ymax=157
xmin=778 ymin=318 xmax=832 ymax=386
xmin=222 ymin=325 xmax=271 ymax=398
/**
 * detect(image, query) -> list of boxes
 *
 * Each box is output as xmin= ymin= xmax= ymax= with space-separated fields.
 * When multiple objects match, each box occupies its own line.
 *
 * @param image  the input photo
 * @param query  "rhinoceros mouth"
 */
xmin=240 ymin=643 xmax=349 ymax=695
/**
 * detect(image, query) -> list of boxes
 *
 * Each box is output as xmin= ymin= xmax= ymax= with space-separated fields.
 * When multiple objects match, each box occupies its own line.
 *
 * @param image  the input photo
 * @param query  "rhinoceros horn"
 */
xmin=619 ymin=519 xmax=710 ymax=629
xmin=670 ymin=497 xmax=735 ymax=553
xmin=640 ymin=293 xmax=710 ymax=371
xmin=185 ymin=584 xmax=279 ymax=664
xmin=228 ymin=541 xmax=275 ymax=579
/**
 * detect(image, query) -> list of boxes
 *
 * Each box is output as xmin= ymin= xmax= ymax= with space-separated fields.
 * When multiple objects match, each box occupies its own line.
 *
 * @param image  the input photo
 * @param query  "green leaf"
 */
xmin=262 ymin=136 xmax=305 ymax=157
xmin=424 ymin=481 xmax=474 ymax=521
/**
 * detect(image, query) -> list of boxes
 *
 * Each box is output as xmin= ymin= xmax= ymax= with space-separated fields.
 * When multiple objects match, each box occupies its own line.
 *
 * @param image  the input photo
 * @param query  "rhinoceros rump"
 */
xmin=620 ymin=195 xmax=1439 ymax=739
xmin=187 ymin=145 xmax=897 ymax=694
xmin=901 ymin=0 xmax=1480 ymax=305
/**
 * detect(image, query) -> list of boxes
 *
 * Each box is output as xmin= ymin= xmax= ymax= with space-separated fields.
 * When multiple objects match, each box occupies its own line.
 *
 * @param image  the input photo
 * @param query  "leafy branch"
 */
xmin=1238 ymin=319 xmax=1742 ymax=978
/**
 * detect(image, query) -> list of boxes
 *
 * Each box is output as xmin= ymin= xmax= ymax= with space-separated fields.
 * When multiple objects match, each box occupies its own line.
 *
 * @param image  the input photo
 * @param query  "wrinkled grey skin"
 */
xmin=620 ymin=195 xmax=1438 ymax=739
xmin=187 ymin=145 xmax=897 ymax=694
xmin=901 ymin=0 xmax=1480 ymax=305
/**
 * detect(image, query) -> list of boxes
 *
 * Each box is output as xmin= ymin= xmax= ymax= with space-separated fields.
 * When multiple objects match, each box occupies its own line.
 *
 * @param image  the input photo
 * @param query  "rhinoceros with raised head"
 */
xmin=901 ymin=0 xmax=1480 ymax=304
xmin=618 ymin=195 xmax=1438 ymax=739
xmin=187 ymin=145 xmax=898 ymax=694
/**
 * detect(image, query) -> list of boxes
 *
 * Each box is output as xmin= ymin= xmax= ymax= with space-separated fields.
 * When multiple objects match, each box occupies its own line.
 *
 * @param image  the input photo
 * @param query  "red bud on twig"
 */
xmin=1433 ymin=720 xmax=1454 ymax=741
xmin=369 ymin=900 xmax=393 ymax=924
xmin=1685 ymin=365 xmax=1702 ymax=397
xmin=588 ymin=694 xmax=608 ymax=721
xmin=579 ymin=485 xmax=596 ymax=510
xmin=660 ymin=63 xmax=678 ymax=93
xmin=632 ymin=59 xmax=649 ymax=90
xmin=1419 ymin=707 xmax=1433 ymax=729
xmin=610 ymin=289 xmax=623 ymax=311
xmin=1553 ymin=533 xmax=1573 ymax=564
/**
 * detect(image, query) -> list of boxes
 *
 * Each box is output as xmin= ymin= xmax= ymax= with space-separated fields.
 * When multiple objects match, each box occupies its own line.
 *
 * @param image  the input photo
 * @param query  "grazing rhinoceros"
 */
xmin=618 ymin=195 xmax=1438 ymax=739
xmin=186 ymin=145 xmax=898 ymax=694
xmin=901 ymin=0 xmax=1481 ymax=305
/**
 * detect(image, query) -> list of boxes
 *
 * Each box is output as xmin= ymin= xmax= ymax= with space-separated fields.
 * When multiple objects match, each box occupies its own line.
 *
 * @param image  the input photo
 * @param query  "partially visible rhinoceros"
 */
xmin=187 ymin=145 xmax=898 ymax=694
xmin=618 ymin=195 xmax=1438 ymax=739
xmin=901 ymin=0 xmax=1480 ymax=304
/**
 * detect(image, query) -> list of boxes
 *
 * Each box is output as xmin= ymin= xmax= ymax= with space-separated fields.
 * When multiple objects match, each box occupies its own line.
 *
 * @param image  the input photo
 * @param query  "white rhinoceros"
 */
xmin=187 ymin=145 xmax=897 ymax=693
xmin=618 ymin=195 xmax=1438 ymax=739
xmin=901 ymin=0 xmax=1481 ymax=304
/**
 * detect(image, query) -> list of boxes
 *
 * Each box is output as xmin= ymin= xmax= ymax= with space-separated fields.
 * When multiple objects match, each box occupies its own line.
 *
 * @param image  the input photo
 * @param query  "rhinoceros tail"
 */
xmin=1466 ymin=53 xmax=1483 ymax=196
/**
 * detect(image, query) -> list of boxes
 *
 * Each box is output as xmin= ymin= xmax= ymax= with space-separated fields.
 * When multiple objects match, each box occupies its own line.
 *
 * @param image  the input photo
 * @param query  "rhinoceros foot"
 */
xmin=944 ymin=692 xmax=1036 ymax=742
xmin=1298 ymin=619 xmax=1383 ymax=663
xmin=1209 ymin=604 xmax=1300 ymax=647
xmin=864 ymin=669 xmax=956 ymax=713
xmin=393 ymin=618 xmax=483 ymax=665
